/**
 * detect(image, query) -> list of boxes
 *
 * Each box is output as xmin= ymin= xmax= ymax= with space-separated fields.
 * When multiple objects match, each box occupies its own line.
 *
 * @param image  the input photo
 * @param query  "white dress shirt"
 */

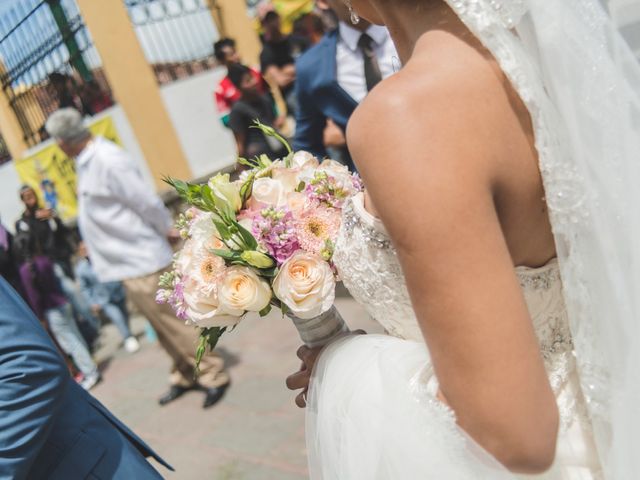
xmin=336 ymin=22 xmax=398 ymax=103
xmin=76 ymin=136 xmax=174 ymax=282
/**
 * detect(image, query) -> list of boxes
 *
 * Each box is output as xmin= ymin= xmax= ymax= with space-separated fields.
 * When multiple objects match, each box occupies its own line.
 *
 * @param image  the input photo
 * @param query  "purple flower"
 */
xmin=252 ymin=207 xmax=300 ymax=266
xmin=169 ymin=280 xmax=188 ymax=320
xmin=156 ymin=279 xmax=188 ymax=320
xmin=351 ymin=173 xmax=364 ymax=192
xmin=156 ymin=289 xmax=171 ymax=305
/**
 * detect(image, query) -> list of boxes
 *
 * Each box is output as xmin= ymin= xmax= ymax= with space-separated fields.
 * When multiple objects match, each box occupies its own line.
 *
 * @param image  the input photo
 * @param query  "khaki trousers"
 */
xmin=124 ymin=269 xmax=229 ymax=389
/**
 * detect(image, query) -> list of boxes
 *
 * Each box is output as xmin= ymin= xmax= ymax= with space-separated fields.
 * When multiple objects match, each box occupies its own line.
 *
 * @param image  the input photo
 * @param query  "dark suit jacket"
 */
xmin=0 ymin=278 xmax=172 ymax=480
xmin=293 ymin=29 xmax=358 ymax=161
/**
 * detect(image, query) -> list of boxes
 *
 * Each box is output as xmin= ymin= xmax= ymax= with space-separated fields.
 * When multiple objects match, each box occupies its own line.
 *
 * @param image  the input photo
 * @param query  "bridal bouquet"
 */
xmin=157 ymin=123 xmax=362 ymax=366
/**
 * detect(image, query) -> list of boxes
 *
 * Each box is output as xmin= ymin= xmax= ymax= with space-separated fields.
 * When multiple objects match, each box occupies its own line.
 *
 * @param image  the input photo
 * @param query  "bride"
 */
xmin=286 ymin=0 xmax=640 ymax=478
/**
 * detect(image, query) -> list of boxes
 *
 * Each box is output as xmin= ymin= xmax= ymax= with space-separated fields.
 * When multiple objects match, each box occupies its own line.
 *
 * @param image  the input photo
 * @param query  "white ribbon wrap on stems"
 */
xmin=287 ymin=306 xmax=350 ymax=348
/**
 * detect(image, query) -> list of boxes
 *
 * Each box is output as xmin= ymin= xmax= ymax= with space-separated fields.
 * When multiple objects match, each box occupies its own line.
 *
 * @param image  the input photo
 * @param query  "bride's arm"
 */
xmin=347 ymin=70 xmax=558 ymax=473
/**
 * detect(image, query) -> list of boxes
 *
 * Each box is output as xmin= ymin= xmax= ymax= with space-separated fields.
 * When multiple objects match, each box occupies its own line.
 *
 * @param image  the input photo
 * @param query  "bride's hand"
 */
xmin=286 ymin=345 xmax=323 ymax=408
xmin=287 ymin=330 xmax=366 ymax=408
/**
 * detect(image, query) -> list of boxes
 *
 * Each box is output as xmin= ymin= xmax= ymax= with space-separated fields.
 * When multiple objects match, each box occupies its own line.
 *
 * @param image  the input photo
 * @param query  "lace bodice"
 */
xmin=334 ymin=192 xmax=583 ymax=431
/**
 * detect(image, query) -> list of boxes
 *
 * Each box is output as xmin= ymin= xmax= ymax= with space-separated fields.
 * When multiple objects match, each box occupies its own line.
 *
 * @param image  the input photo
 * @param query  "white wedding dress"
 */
xmin=306 ymin=193 xmax=601 ymax=479
xmin=305 ymin=1 xmax=640 ymax=479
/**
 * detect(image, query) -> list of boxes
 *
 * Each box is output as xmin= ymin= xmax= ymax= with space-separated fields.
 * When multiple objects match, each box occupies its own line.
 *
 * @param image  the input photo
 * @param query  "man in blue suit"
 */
xmin=0 ymin=277 xmax=172 ymax=479
xmin=293 ymin=0 xmax=397 ymax=170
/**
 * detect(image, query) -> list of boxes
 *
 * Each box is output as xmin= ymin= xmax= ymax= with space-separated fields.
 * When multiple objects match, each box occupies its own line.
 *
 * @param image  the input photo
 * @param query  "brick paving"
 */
xmin=91 ymin=293 xmax=379 ymax=480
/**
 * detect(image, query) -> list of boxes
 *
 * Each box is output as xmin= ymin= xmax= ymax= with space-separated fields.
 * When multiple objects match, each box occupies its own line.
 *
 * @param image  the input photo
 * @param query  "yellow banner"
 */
xmin=273 ymin=0 xmax=314 ymax=32
xmin=14 ymin=115 xmax=122 ymax=221
xmin=253 ymin=0 xmax=314 ymax=34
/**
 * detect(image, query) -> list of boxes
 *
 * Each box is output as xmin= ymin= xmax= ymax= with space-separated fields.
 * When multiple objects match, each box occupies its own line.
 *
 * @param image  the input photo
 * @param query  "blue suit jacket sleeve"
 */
xmin=293 ymin=56 xmax=328 ymax=158
xmin=0 ymin=279 xmax=68 ymax=480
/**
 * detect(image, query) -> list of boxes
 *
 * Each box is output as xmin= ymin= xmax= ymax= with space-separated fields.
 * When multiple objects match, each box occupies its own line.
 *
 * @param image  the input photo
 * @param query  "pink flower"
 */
xmin=252 ymin=207 xmax=300 ymax=265
xmin=295 ymin=207 xmax=341 ymax=256
xmin=157 ymin=278 xmax=189 ymax=320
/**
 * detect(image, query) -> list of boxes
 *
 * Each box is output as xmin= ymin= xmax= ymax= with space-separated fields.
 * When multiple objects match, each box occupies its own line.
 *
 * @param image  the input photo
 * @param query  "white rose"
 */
xmin=183 ymin=279 xmax=240 ymax=329
xmin=319 ymin=158 xmax=349 ymax=174
xmin=291 ymin=151 xmax=319 ymax=169
xmin=249 ymin=177 xmax=287 ymax=208
xmin=218 ymin=266 xmax=272 ymax=315
xmin=273 ymin=251 xmax=336 ymax=319
xmin=271 ymin=166 xmax=301 ymax=193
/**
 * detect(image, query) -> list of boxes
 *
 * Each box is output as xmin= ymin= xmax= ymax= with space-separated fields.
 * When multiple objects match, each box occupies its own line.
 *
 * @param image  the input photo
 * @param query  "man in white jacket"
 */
xmin=45 ymin=109 xmax=230 ymax=409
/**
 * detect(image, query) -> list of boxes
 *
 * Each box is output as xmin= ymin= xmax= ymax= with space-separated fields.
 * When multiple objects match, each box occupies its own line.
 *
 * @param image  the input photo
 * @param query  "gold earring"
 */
xmin=344 ymin=0 xmax=360 ymax=24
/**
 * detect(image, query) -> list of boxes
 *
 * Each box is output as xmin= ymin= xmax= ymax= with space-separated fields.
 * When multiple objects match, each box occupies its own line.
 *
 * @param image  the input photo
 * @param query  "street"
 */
xmin=92 ymin=292 xmax=379 ymax=480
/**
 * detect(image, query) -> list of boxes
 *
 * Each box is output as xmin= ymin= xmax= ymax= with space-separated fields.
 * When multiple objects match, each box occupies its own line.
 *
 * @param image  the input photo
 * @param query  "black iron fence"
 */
xmin=124 ymin=0 xmax=220 ymax=84
xmin=0 ymin=0 xmax=114 ymax=148
xmin=0 ymin=135 xmax=11 ymax=165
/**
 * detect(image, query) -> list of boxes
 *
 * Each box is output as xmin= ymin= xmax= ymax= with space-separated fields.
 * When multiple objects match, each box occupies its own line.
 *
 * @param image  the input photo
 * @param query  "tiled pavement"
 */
xmin=91 ymin=293 xmax=379 ymax=480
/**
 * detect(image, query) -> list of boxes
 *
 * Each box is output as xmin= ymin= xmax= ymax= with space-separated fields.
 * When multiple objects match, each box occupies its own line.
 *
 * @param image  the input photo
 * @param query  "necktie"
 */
xmin=358 ymin=33 xmax=383 ymax=91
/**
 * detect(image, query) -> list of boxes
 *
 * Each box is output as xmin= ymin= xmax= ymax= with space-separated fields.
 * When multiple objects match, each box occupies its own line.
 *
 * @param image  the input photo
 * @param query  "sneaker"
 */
xmin=80 ymin=371 xmax=101 ymax=391
xmin=124 ymin=336 xmax=140 ymax=353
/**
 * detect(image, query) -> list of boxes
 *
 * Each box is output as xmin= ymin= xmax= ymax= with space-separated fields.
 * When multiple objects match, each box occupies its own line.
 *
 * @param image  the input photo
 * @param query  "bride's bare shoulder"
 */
xmin=347 ymin=44 xmax=510 ymax=176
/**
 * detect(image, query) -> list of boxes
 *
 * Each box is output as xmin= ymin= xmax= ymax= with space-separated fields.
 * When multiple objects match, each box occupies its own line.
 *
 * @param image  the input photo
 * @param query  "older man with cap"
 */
xmin=45 ymin=108 xmax=230 ymax=409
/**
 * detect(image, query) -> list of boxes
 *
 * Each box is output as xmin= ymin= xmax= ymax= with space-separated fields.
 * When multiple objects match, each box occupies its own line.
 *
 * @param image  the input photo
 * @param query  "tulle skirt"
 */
xmin=306 ymin=334 xmax=600 ymax=479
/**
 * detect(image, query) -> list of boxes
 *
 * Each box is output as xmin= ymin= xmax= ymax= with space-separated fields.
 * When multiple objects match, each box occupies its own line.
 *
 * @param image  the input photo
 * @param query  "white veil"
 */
xmin=441 ymin=0 xmax=640 ymax=477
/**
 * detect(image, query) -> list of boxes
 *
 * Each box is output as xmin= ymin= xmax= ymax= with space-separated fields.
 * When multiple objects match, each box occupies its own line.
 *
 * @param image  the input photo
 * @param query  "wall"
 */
xmin=101 ymin=105 xmax=155 ymax=188
xmin=160 ymin=68 xmax=237 ymax=179
xmin=0 ymin=162 xmax=25 ymax=232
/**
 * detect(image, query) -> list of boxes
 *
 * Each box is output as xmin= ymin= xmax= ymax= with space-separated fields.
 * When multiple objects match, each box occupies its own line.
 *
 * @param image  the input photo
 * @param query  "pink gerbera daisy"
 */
xmin=295 ymin=207 xmax=341 ymax=255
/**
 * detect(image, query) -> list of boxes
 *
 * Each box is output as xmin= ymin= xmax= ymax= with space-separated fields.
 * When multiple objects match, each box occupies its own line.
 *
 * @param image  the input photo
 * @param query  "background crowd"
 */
xmin=0 ymin=0 xmax=396 ymax=425
xmin=215 ymin=0 xmax=397 ymax=170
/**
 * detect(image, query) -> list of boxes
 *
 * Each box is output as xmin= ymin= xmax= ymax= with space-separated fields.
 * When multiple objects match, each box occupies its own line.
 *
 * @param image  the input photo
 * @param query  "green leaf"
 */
xmin=237 ymin=157 xmax=257 ymax=168
xmin=230 ymin=259 xmax=250 ymax=267
xmin=164 ymin=177 xmax=209 ymax=210
xmin=194 ymin=332 xmax=208 ymax=377
xmin=200 ymin=185 xmax=218 ymax=211
xmin=232 ymin=219 xmax=258 ymax=250
xmin=206 ymin=327 xmax=227 ymax=349
xmin=212 ymin=218 xmax=232 ymax=241
xmin=259 ymin=266 xmax=279 ymax=278
xmin=296 ymin=181 xmax=306 ymax=193
xmin=211 ymin=248 xmax=240 ymax=261
xmin=240 ymin=172 xmax=256 ymax=206
xmin=259 ymin=304 xmax=272 ymax=317
xmin=194 ymin=327 xmax=227 ymax=377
